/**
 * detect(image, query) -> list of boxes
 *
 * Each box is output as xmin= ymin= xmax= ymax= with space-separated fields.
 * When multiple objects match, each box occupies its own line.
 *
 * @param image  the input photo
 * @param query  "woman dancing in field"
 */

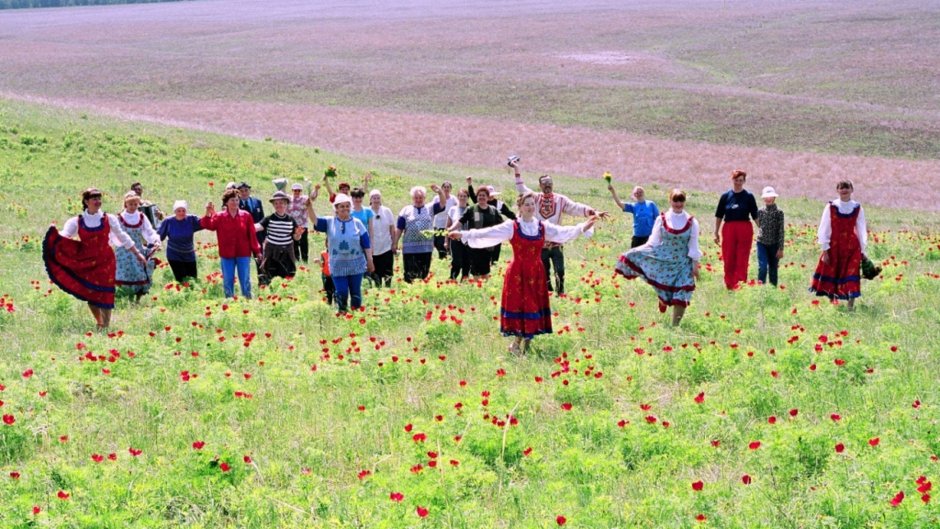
xmin=615 ymin=189 xmax=701 ymax=326
xmin=809 ymin=180 xmax=867 ymax=309
xmin=43 ymin=187 xmax=146 ymax=329
xmin=115 ymin=191 xmax=161 ymax=302
xmin=449 ymin=192 xmax=597 ymax=355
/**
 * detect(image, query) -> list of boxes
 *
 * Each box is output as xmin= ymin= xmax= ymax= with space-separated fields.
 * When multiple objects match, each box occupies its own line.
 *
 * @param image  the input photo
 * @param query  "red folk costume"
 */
xmin=461 ymin=218 xmax=592 ymax=339
xmin=501 ymin=221 xmax=552 ymax=338
xmin=810 ymin=201 xmax=864 ymax=300
xmin=43 ymin=215 xmax=118 ymax=309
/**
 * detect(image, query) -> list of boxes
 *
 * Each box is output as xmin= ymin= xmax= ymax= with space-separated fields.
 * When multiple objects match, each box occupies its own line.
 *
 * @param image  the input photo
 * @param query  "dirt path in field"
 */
xmin=4 ymin=91 xmax=938 ymax=211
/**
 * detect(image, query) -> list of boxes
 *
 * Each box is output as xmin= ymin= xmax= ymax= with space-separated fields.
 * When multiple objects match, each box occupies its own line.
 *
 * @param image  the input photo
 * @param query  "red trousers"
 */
xmin=721 ymin=221 xmax=754 ymax=289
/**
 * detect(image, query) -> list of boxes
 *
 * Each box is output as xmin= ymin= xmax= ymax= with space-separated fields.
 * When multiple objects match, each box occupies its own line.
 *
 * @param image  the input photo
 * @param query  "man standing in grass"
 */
xmin=512 ymin=159 xmax=605 ymax=295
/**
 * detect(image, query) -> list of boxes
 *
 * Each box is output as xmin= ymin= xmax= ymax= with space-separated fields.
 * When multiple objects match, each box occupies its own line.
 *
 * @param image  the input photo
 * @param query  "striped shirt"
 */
xmin=260 ymin=213 xmax=297 ymax=247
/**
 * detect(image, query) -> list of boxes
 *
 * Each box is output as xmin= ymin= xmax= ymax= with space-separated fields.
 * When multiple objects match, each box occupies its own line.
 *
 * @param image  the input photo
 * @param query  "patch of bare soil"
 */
xmin=5 ymin=92 xmax=937 ymax=211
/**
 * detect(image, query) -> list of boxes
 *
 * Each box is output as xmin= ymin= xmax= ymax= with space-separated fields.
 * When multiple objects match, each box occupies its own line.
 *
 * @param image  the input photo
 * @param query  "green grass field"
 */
xmin=1 ymin=99 xmax=939 ymax=528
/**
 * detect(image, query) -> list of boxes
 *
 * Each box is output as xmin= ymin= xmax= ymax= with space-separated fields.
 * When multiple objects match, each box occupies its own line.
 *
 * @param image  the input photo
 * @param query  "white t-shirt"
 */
xmin=370 ymin=205 xmax=394 ymax=255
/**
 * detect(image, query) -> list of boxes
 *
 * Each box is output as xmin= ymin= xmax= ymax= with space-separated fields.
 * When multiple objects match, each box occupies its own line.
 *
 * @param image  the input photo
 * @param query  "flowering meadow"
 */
xmin=1 ymin=101 xmax=939 ymax=528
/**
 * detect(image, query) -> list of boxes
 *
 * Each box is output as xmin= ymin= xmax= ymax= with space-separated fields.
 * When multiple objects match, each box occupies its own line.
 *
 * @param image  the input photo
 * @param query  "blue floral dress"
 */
xmin=115 ymin=212 xmax=158 ymax=295
xmin=615 ymin=212 xmax=698 ymax=307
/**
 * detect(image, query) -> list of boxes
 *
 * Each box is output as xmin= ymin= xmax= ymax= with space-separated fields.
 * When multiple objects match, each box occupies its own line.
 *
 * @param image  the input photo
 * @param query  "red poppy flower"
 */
xmin=748 ymin=441 xmax=761 ymax=450
xmin=2 ymin=414 xmax=14 ymax=426
xmin=741 ymin=474 xmax=752 ymax=485
xmin=556 ymin=515 xmax=567 ymax=526
xmin=890 ymin=491 xmax=904 ymax=507
xmin=694 ymin=392 xmax=705 ymax=404
xmin=416 ymin=506 xmax=429 ymax=518
xmin=834 ymin=443 xmax=845 ymax=453
xmin=561 ymin=403 xmax=572 ymax=411
xmin=192 ymin=440 xmax=205 ymax=450
xmin=692 ymin=480 xmax=704 ymax=491
xmin=220 ymin=462 xmax=231 ymax=472
xmin=57 ymin=491 xmax=69 ymax=500
xmin=868 ymin=437 xmax=880 ymax=447
xmin=389 ymin=491 xmax=404 ymax=502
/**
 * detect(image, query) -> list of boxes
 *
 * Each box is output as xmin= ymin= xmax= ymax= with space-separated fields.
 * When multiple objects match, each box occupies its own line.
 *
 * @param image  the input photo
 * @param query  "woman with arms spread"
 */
xmin=449 ymin=192 xmax=596 ymax=355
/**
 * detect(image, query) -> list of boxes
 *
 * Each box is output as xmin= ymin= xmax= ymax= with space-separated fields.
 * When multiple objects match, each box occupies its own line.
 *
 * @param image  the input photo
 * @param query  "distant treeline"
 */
xmin=0 ymin=0 xmax=188 ymax=9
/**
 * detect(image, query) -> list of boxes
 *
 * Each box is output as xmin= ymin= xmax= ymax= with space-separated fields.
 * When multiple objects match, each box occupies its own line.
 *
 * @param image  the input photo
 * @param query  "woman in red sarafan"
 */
xmin=450 ymin=192 xmax=597 ymax=355
xmin=810 ymin=179 xmax=868 ymax=309
xmin=43 ymin=188 xmax=145 ymax=329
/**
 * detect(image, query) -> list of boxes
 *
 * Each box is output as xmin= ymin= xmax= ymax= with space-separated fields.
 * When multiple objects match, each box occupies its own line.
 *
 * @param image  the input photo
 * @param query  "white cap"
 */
xmin=173 ymin=200 xmax=188 ymax=212
xmin=484 ymin=185 xmax=501 ymax=197
xmin=761 ymin=186 xmax=779 ymax=199
xmin=291 ymin=183 xmax=303 ymax=191
xmin=332 ymin=193 xmax=352 ymax=207
xmin=369 ymin=189 xmax=382 ymax=199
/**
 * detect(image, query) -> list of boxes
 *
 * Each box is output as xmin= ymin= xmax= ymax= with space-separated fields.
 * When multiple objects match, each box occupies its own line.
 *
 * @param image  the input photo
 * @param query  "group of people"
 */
xmin=43 ymin=164 xmax=871 ymax=354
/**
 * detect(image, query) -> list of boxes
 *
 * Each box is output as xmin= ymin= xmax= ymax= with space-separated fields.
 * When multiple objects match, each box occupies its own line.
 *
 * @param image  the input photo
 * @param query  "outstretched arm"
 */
xmin=608 ymin=185 xmax=625 ymax=210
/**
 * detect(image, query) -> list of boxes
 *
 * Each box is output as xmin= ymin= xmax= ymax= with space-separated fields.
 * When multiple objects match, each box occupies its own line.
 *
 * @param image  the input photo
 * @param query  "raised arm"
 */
xmin=608 ymin=185 xmax=626 ymax=210
xmin=199 ymin=202 xmax=218 ymax=231
xmin=511 ymin=161 xmax=534 ymax=194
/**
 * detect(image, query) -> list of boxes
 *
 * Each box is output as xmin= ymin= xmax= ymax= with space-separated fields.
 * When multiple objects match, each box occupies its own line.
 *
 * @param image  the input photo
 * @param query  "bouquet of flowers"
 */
xmin=324 ymin=165 xmax=338 ymax=179
xmin=603 ymin=172 xmax=612 ymax=184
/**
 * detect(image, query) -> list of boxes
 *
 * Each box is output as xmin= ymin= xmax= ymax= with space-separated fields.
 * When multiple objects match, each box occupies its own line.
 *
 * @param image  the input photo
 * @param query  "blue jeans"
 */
xmin=332 ymin=273 xmax=363 ymax=312
xmin=756 ymin=242 xmax=779 ymax=286
xmin=221 ymin=257 xmax=252 ymax=298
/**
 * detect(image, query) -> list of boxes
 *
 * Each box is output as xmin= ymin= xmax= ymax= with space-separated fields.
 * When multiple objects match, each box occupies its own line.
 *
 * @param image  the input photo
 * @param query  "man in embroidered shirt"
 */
xmin=512 ymin=160 xmax=605 ymax=294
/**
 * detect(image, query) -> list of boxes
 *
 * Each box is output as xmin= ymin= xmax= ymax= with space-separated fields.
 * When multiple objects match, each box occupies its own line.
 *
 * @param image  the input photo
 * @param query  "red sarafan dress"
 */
xmin=43 ymin=215 xmax=117 ymax=308
xmin=501 ymin=221 xmax=552 ymax=338
xmin=810 ymin=202 xmax=862 ymax=300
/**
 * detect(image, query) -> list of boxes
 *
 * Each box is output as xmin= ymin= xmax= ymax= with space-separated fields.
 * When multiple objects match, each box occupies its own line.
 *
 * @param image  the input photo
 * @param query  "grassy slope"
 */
xmin=1 ymin=99 xmax=939 ymax=528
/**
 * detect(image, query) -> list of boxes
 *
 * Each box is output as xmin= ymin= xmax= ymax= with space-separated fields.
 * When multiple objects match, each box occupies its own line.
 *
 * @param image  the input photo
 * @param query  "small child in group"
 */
xmin=755 ymin=186 xmax=785 ymax=286
xmin=313 ymin=239 xmax=335 ymax=305
xmin=608 ymin=184 xmax=659 ymax=247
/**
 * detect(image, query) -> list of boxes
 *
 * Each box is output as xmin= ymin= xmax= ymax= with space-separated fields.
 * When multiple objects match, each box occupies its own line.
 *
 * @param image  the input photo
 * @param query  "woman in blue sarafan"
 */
xmin=115 ymin=191 xmax=161 ymax=301
xmin=615 ymin=189 xmax=701 ymax=326
xmin=307 ymin=193 xmax=375 ymax=313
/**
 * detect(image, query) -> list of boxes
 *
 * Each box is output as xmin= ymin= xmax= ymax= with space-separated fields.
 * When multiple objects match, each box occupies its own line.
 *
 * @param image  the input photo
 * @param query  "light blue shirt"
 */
xmin=623 ymin=200 xmax=659 ymax=237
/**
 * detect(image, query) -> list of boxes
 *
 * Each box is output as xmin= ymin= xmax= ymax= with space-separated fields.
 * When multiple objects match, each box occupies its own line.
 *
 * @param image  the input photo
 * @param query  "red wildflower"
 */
xmin=748 ymin=441 xmax=761 ymax=450
xmin=57 ymin=491 xmax=69 ymax=500
xmin=192 ymin=440 xmax=205 ymax=450
xmin=561 ymin=403 xmax=573 ymax=411
xmin=416 ymin=506 xmax=429 ymax=518
xmin=2 ymin=414 xmax=14 ymax=425
xmin=741 ymin=474 xmax=752 ymax=485
xmin=868 ymin=437 xmax=880 ymax=447
xmin=890 ymin=491 xmax=904 ymax=507
xmin=694 ymin=392 xmax=705 ymax=404
xmin=692 ymin=480 xmax=704 ymax=491
xmin=835 ymin=443 xmax=845 ymax=453
xmin=556 ymin=515 xmax=567 ymax=526
xmin=390 ymin=491 xmax=404 ymax=502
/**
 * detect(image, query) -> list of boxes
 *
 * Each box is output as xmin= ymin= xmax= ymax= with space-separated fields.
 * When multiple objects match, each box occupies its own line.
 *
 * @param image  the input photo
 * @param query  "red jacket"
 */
xmin=200 ymin=210 xmax=261 ymax=259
